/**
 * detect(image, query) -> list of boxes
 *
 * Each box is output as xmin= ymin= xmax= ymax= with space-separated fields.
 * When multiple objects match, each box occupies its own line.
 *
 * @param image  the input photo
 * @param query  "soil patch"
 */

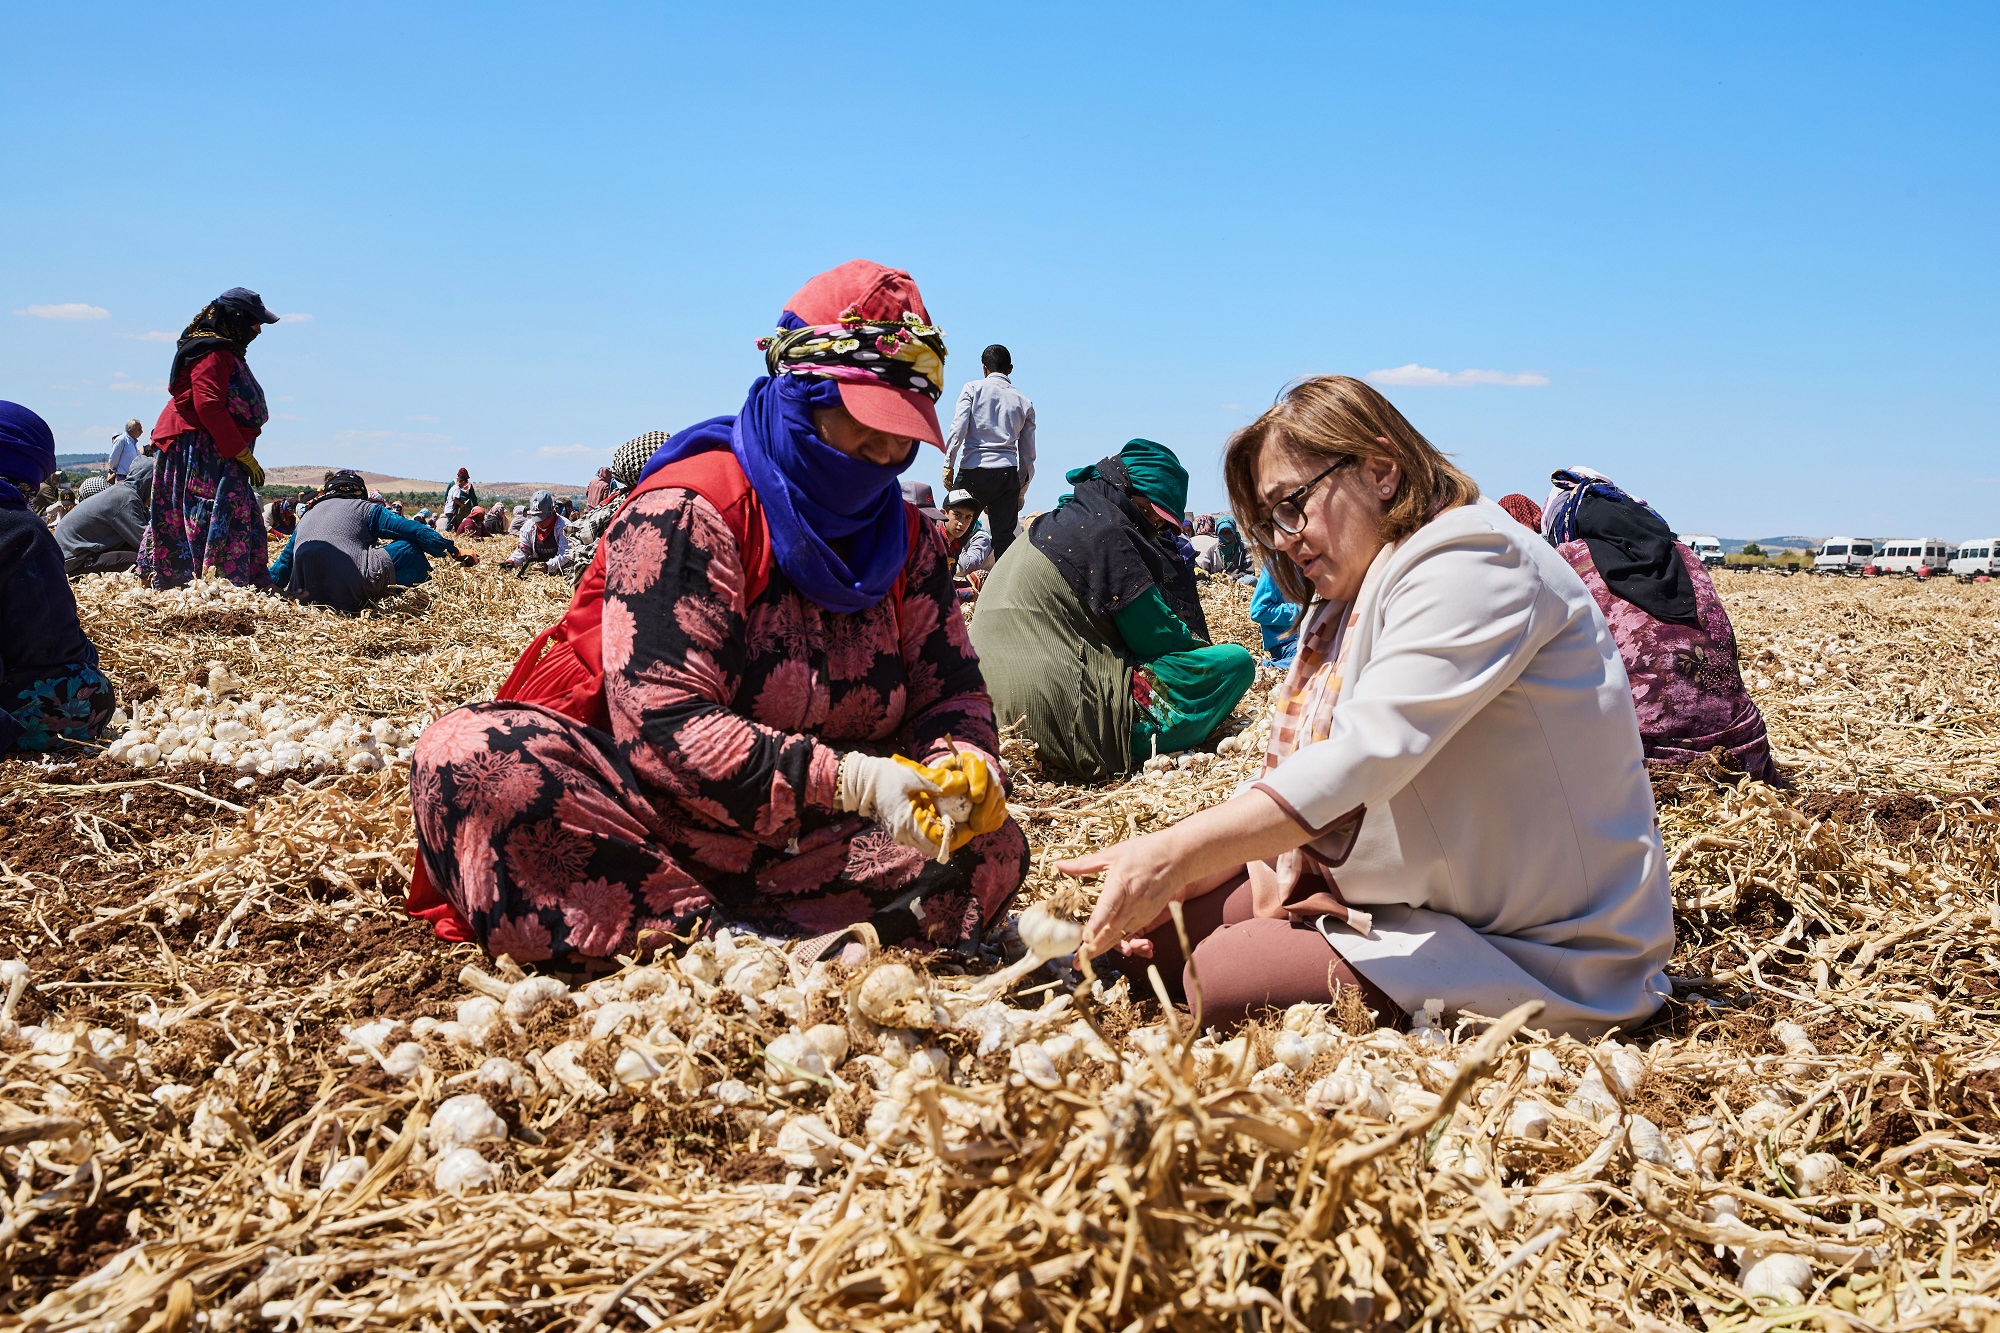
xmin=157 ymin=609 xmax=259 ymax=637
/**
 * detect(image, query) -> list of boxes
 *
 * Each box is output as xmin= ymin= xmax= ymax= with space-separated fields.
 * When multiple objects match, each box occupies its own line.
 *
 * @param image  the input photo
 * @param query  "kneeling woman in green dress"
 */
xmin=970 ymin=438 xmax=1256 ymax=782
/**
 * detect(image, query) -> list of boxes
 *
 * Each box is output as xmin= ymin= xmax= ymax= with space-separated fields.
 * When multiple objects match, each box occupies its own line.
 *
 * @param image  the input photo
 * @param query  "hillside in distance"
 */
xmin=262 ymin=467 xmax=588 ymax=501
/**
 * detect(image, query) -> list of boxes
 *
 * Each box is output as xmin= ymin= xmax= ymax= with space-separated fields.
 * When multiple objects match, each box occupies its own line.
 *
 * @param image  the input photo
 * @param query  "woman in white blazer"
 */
xmin=1060 ymin=376 xmax=1673 ymax=1038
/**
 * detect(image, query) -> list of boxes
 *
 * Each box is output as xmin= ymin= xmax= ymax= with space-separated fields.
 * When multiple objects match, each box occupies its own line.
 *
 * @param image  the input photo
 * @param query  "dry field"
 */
xmin=3 ymin=554 xmax=1999 ymax=1332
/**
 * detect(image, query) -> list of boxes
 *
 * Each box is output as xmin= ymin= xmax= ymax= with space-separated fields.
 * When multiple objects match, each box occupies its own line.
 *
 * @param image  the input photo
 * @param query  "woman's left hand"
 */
xmin=1058 ymin=829 xmax=1190 ymax=960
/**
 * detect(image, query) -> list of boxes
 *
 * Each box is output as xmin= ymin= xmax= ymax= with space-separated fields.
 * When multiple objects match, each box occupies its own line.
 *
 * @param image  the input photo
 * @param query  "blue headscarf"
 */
xmin=0 ymin=400 xmax=58 ymax=499
xmin=640 ymin=372 xmax=913 ymax=614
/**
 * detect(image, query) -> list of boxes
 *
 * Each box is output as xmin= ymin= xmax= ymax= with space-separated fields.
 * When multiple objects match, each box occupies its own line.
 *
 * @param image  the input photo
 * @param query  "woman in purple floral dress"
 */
xmin=137 ymin=288 xmax=280 ymax=589
xmin=1543 ymin=468 xmax=1777 ymax=783
xmin=411 ymin=261 xmax=1028 ymax=965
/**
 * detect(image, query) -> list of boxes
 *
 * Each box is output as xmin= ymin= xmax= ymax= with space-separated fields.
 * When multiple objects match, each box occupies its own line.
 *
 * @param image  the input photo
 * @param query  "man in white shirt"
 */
xmin=106 ymin=420 xmax=143 ymax=481
xmin=944 ymin=344 xmax=1035 ymax=559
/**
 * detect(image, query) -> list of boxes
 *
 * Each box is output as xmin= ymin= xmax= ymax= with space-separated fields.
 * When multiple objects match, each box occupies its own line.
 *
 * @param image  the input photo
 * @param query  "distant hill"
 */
xmin=261 ymin=466 xmax=588 ymax=501
xmin=56 ymin=452 xmax=109 ymax=467
xmin=1719 ymin=535 xmax=1822 ymax=553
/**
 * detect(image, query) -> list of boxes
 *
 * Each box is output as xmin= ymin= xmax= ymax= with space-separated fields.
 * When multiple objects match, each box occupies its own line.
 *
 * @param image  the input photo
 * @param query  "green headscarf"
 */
xmin=1062 ymin=438 xmax=1189 ymax=518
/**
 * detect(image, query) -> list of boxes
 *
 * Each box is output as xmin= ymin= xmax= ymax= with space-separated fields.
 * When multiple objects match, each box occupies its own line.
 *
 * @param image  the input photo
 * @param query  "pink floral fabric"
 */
xmin=1560 ymin=540 xmax=1778 ymax=783
xmin=412 ymin=488 xmax=1026 ymax=963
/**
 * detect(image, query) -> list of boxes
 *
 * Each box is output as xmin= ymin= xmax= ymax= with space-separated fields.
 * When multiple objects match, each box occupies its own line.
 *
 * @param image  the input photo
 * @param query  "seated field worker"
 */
xmin=940 ymin=488 xmax=993 ymax=593
xmin=1542 ymin=467 xmax=1778 ymax=783
xmin=970 ymin=439 xmax=1256 ymax=782
xmin=1059 ymin=376 xmax=1672 ymax=1037
xmin=270 ymin=470 xmax=466 ymax=613
xmin=408 ymin=259 xmax=1027 ymax=965
xmin=1248 ymin=562 xmax=1299 ymax=667
xmin=1197 ymin=516 xmax=1254 ymax=580
xmin=503 ymin=491 xmax=572 ymax=576
xmin=57 ymin=457 xmax=155 ymax=575
xmin=0 ymin=402 xmax=117 ymax=751
xmin=564 ymin=433 xmax=668 ymax=587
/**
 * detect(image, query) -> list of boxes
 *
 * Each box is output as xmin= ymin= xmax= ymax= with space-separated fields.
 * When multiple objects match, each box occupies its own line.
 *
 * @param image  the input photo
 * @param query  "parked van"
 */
xmin=1681 ymin=535 xmax=1725 ymax=567
xmin=1813 ymin=536 xmax=1877 ymax=573
xmin=1877 ymin=538 xmax=1954 ymax=575
xmin=1949 ymin=539 xmax=2000 ymax=578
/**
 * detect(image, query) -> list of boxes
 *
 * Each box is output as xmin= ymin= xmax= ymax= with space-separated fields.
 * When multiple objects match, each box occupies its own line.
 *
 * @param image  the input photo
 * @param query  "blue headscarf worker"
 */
xmin=407 ymin=261 xmax=1027 ymax=966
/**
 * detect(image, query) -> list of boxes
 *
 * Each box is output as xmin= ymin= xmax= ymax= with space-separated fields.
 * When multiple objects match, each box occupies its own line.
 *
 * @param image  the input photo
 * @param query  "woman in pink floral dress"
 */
xmin=410 ymin=261 xmax=1027 ymax=965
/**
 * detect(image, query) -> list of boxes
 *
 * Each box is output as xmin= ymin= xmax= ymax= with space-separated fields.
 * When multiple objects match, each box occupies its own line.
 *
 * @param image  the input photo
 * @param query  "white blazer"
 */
xmin=1255 ymin=500 xmax=1674 ymax=1037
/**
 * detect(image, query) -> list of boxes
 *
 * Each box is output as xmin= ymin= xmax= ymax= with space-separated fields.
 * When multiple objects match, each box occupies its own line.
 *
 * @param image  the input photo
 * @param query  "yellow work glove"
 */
xmin=895 ymin=752 xmax=1007 ymax=857
xmin=239 ymin=450 xmax=267 ymax=489
xmin=933 ymin=751 xmax=1008 ymax=836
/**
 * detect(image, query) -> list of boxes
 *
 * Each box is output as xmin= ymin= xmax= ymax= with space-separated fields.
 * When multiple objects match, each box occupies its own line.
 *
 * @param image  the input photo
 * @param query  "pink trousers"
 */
xmin=1140 ymin=874 xmax=1404 ymax=1030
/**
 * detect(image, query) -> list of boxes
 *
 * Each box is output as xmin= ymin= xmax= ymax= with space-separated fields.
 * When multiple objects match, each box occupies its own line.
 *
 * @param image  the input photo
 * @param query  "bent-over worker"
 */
xmin=970 ymin=439 xmax=1256 ymax=782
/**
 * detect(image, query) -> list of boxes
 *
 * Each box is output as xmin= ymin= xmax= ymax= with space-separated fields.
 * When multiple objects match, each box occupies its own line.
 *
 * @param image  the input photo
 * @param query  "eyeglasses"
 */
xmin=1251 ymin=456 xmax=1357 ymax=544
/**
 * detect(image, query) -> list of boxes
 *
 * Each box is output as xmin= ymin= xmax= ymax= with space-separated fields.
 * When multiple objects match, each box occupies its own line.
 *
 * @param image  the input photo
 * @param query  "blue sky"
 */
xmin=4 ymin=3 xmax=1994 ymax=537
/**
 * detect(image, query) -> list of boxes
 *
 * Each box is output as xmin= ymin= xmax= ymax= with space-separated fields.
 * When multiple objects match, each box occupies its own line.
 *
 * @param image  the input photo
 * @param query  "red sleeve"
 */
xmin=188 ymin=352 xmax=252 ymax=458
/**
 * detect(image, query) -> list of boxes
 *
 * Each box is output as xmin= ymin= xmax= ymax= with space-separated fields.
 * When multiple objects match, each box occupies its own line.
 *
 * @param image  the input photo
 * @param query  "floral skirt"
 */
xmin=136 ymin=430 xmax=269 ymax=590
xmin=410 ymin=702 xmax=1028 ymax=965
xmin=3 ymin=663 xmax=116 ymax=753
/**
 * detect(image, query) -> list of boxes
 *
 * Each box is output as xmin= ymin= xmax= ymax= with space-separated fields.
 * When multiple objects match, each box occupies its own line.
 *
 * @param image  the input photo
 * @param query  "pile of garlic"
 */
xmin=103 ymin=661 xmax=422 ymax=780
xmin=112 ymin=576 xmax=303 ymax=618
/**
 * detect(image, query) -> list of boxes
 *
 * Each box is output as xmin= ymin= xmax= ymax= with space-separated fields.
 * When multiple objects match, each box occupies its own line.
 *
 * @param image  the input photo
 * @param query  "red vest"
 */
xmin=405 ymin=450 xmax=919 ymax=941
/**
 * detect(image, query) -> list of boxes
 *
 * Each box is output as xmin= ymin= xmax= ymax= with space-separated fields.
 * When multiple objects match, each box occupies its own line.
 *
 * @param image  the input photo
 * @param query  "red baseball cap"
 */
xmin=780 ymin=259 xmax=945 ymax=449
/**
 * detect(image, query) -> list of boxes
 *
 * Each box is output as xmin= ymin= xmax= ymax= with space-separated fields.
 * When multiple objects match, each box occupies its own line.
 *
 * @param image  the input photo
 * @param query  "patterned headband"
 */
xmin=757 ymin=306 xmax=948 ymax=403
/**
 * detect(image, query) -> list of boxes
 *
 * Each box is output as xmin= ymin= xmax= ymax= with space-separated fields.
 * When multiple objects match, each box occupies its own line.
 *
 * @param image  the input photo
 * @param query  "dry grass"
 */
xmin=3 ymin=553 xmax=1999 ymax=1331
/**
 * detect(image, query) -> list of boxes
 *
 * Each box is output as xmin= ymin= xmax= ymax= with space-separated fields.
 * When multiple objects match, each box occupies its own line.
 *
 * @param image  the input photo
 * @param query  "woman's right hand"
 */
xmin=1058 ymin=827 xmax=1194 ymax=960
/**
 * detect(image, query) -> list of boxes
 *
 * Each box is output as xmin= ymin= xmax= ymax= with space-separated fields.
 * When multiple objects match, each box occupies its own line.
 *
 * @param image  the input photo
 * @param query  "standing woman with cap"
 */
xmin=970 ymin=439 xmax=1258 ymax=782
xmin=0 ymin=402 xmax=117 ymax=751
xmin=408 ymin=260 xmax=1027 ymax=967
xmin=137 ymin=288 xmax=281 ymax=590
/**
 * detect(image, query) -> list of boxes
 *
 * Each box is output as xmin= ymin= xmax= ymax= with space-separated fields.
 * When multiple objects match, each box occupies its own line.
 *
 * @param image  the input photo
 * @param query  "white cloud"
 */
xmin=1366 ymin=364 xmax=1550 ymax=388
xmin=277 ymin=312 xmax=314 ymax=323
xmin=337 ymin=429 xmax=395 ymax=441
xmin=537 ymin=443 xmax=608 ymax=458
xmin=408 ymin=413 xmax=441 ymax=424
xmin=117 ymin=329 xmax=176 ymax=342
xmin=106 ymin=372 xmax=166 ymax=395
xmin=16 ymin=302 xmax=110 ymax=321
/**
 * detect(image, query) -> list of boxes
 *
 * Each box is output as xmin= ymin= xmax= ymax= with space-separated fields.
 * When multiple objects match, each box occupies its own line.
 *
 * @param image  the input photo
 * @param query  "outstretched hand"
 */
xmin=1057 ymin=829 xmax=1190 ymax=961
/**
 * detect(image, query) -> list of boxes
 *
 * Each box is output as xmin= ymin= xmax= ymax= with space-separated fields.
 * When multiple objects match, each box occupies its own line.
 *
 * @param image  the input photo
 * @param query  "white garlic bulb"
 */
xmin=614 ymin=1046 xmax=664 ymax=1087
xmin=433 ymin=1147 xmax=496 ymax=1193
xmin=321 ymin=1156 xmax=369 ymax=1192
xmin=502 ymin=976 xmax=572 ymax=1027
xmin=854 ymin=963 xmax=933 ymax=1029
xmin=764 ymin=1031 xmax=828 ymax=1083
xmin=428 ymin=1094 xmax=507 ymax=1153
xmin=1271 ymin=1031 xmax=1314 ymax=1073
xmin=801 ymin=1023 xmax=849 ymax=1069
xmin=379 ymin=1041 xmax=427 ymax=1080
xmin=1010 ymin=1041 xmax=1063 ymax=1090
xmin=1738 ymin=1249 xmax=1814 ymax=1303
xmin=1789 ymin=1152 xmax=1840 ymax=1193
xmin=1016 ymin=903 xmax=1083 ymax=963
xmin=1504 ymin=1098 xmax=1554 ymax=1141
xmin=776 ymin=1115 xmax=839 ymax=1170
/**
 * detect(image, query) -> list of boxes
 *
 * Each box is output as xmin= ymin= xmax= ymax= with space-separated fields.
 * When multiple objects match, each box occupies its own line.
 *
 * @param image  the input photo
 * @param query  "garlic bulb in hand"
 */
xmin=1016 ymin=903 xmax=1083 ymax=963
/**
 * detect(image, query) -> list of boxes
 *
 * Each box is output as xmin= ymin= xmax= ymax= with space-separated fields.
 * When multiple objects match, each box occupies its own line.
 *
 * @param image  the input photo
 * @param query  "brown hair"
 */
xmin=1224 ymin=375 xmax=1479 ymax=604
